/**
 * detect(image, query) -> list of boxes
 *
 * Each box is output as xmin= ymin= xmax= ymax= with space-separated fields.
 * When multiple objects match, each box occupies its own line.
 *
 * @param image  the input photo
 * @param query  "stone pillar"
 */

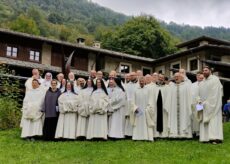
xmin=88 ymin=53 xmax=96 ymax=71
xmin=41 ymin=43 xmax=52 ymax=65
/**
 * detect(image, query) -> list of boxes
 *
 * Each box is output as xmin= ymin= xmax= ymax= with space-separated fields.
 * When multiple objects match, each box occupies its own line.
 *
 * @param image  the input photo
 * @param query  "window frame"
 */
xmin=142 ymin=66 xmax=153 ymax=75
xmin=29 ymin=50 xmax=40 ymax=62
xmin=187 ymin=57 xmax=199 ymax=72
xmin=170 ymin=60 xmax=181 ymax=77
xmin=154 ymin=65 xmax=165 ymax=74
xmin=119 ymin=62 xmax=132 ymax=74
xmin=6 ymin=46 xmax=18 ymax=58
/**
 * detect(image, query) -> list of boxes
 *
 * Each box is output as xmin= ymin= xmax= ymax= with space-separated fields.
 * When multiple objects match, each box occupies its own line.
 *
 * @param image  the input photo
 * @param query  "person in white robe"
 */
xmin=124 ymin=73 xmax=131 ymax=86
xmin=124 ymin=72 xmax=139 ymax=137
xmin=166 ymin=72 xmax=192 ymax=138
xmin=179 ymin=69 xmax=192 ymax=85
xmin=191 ymin=72 xmax=204 ymax=137
xmin=55 ymin=81 xmax=80 ymax=139
xmin=21 ymin=79 xmax=46 ymax=140
xmin=130 ymin=77 xmax=154 ymax=141
xmin=41 ymin=72 xmax=52 ymax=90
xmin=56 ymin=73 xmax=64 ymax=89
xmin=76 ymin=79 xmax=94 ymax=138
xmin=59 ymin=79 xmax=66 ymax=93
xmin=197 ymin=66 xmax=223 ymax=144
xmin=87 ymin=79 xmax=110 ymax=140
xmin=107 ymin=78 xmax=126 ymax=139
xmin=25 ymin=68 xmax=44 ymax=93
xmin=89 ymin=70 xmax=97 ymax=85
xmin=154 ymin=74 xmax=169 ymax=138
xmin=96 ymin=71 xmax=108 ymax=87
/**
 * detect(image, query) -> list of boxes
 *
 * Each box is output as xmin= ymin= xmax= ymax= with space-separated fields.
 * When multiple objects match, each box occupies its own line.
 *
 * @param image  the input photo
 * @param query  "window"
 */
xmin=96 ymin=55 xmax=105 ymax=71
xmin=187 ymin=57 xmax=199 ymax=72
xmin=155 ymin=65 xmax=165 ymax=74
xmin=6 ymin=46 xmax=17 ymax=57
xmin=142 ymin=66 xmax=152 ymax=75
xmin=30 ymin=50 xmax=40 ymax=61
xmin=190 ymin=59 xmax=198 ymax=71
xmin=170 ymin=61 xmax=181 ymax=76
xmin=172 ymin=63 xmax=180 ymax=69
xmin=120 ymin=63 xmax=131 ymax=73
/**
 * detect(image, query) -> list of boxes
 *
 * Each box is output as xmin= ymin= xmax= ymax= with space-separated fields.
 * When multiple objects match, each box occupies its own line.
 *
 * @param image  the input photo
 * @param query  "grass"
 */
xmin=1 ymin=123 xmax=230 ymax=164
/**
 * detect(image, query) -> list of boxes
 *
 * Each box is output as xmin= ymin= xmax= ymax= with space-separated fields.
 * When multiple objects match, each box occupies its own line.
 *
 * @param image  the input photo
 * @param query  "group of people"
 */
xmin=20 ymin=67 xmax=224 ymax=144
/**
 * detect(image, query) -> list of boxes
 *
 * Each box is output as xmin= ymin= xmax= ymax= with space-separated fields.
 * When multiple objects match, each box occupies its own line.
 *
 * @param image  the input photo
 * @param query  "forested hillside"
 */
xmin=0 ymin=0 xmax=128 ymax=44
xmin=0 ymin=0 xmax=230 ymax=57
xmin=161 ymin=21 xmax=230 ymax=42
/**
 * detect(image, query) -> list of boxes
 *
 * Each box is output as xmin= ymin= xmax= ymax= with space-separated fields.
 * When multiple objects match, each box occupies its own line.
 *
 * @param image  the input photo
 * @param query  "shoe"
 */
xmin=212 ymin=141 xmax=217 ymax=145
xmin=30 ymin=138 xmax=35 ymax=141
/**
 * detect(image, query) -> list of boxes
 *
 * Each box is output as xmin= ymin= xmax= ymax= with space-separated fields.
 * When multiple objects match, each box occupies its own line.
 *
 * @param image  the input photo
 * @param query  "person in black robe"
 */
xmin=42 ymin=79 xmax=61 ymax=141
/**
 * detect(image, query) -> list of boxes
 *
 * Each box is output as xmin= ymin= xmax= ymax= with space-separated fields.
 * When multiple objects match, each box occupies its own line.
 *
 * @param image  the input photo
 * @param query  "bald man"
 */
xmin=25 ymin=68 xmax=44 ymax=93
xmin=131 ymin=77 xmax=154 ymax=141
xmin=166 ymin=72 xmax=192 ymax=138
xmin=191 ymin=72 xmax=204 ymax=137
xmin=125 ymin=71 xmax=139 ymax=137
xmin=179 ymin=69 xmax=192 ymax=85
xmin=56 ymin=73 xmax=64 ymax=88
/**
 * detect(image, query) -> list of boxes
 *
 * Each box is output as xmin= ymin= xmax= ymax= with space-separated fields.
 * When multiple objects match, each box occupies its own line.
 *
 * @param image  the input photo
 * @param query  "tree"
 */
xmin=10 ymin=14 xmax=40 ymax=35
xmin=101 ymin=15 xmax=179 ymax=58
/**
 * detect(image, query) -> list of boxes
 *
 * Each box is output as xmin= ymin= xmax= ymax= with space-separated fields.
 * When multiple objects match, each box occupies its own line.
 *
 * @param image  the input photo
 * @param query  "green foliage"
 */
xmin=161 ymin=21 xmax=230 ymax=41
xmin=0 ymin=98 xmax=21 ymax=130
xmin=1 ymin=0 xmax=230 ymax=57
xmin=0 ymin=0 xmax=129 ymax=45
xmin=0 ymin=65 xmax=22 ymax=130
xmin=100 ymin=15 xmax=179 ymax=58
xmin=10 ymin=14 xmax=40 ymax=35
xmin=0 ymin=123 xmax=230 ymax=163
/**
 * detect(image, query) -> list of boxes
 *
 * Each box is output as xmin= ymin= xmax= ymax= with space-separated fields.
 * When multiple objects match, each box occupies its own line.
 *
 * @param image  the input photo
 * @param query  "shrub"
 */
xmin=0 ymin=64 xmax=22 ymax=130
xmin=0 ymin=97 xmax=21 ymax=130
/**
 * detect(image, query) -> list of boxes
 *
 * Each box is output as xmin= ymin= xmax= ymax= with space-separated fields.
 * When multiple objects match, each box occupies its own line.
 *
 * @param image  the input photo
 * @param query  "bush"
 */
xmin=0 ymin=97 xmax=21 ymax=130
xmin=0 ymin=64 xmax=22 ymax=130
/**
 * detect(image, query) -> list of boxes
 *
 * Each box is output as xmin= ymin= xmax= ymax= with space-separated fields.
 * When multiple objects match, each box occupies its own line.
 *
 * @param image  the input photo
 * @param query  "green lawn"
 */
xmin=1 ymin=123 xmax=230 ymax=164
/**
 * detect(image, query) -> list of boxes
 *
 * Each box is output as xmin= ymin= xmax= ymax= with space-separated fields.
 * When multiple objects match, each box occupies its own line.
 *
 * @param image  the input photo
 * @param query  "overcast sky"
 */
xmin=91 ymin=0 xmax=230 ymax=28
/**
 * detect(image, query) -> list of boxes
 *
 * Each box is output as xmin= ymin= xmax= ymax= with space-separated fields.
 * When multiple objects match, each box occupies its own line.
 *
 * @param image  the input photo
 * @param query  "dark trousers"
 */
xmin=43 ymin=117 xmax=58 ymax=141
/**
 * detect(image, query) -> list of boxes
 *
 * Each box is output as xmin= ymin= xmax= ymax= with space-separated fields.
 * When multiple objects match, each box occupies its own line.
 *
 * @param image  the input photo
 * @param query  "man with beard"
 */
xmin=197 ymin=66 xmax=223 ymax=144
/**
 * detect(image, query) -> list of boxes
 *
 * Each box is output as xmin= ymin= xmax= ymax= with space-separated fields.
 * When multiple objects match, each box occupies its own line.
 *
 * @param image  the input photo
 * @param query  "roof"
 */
xmin=176 ymin=36 xmax=230 ymax=48
xmin=0 ymin=28 xmax=154 ymax=62
xmin=153 ymin=44 xmax=230 ymax=64
xmin=202 ymin=60 xmax=230 ymax=68
xmin=0 ymin=57 xmax=89 ymax=77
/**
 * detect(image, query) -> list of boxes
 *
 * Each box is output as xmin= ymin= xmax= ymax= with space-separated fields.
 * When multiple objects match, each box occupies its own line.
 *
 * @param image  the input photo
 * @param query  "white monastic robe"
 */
xmin=21 ymin=87 xmax=46 ymax=138
xmin=76 ymin=87 xmax=93 ymax=138
xmin=153 ymin=84 xmax=169 ymax=138
xmin=166 ymin=82 xmax=192 ymax=138
xmin=55 ymin=91 xmax=80 ymax=139
xmin=124 ymin=81 xmax=139 ymax=136
xmin=41 ymin=79 xmax=51 ymax=91
xmin=191 ymin=81 xmax=200 ymax=135
xmin=198 ymin=75 xmax=223 ymax=142
xmin=87 ymin=89 xmax=110 ymax=140
xmin=25 ymin=77 xmax=44 ymax=93
xmin=130 ymin=86 xmax=154 ymax=141
xmin=184 ymin=76 xmax=192 ymax=85
xmin=107 ymin=87 xmax=126 ymax=138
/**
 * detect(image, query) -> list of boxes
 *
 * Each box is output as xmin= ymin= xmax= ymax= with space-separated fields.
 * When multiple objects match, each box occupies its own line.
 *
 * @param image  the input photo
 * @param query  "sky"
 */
xmin=91 ymin=0 xmax=230 ymax=28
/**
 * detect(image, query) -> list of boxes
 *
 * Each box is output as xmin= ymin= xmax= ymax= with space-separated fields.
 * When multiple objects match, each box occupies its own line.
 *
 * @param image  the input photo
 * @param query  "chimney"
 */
xmin=93 ymin=41 xmax=101 ymax=48
xmin=76 ymin=37 xmax=85 ymax=45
